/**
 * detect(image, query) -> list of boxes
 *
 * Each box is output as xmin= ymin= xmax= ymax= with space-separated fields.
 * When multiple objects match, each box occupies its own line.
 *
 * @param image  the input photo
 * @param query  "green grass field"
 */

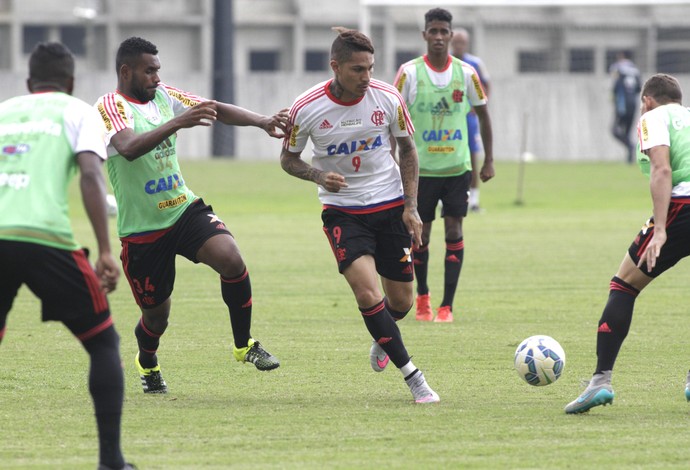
xmin=2 ymin=161 xmax=690 ymax=469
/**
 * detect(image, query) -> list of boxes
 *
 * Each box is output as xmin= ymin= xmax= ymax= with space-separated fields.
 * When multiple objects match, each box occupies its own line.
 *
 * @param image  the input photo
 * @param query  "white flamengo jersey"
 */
xmin=284 ymin=78 xmax=414 ymax=212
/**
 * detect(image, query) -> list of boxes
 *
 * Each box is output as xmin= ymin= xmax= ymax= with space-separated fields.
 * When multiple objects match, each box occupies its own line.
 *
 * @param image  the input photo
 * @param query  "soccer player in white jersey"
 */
xmin=395 ymin=8 xmax=494 ymax=323
xmin=94 ymin=37 xmax=287 ymax=394
xmin=280 ymin=27 xmax=439 ymax=404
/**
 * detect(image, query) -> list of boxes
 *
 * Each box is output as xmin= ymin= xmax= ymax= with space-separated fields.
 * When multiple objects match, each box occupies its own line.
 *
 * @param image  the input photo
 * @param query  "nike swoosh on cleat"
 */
xmin=376 ymin=355 xmax=389 ymax=369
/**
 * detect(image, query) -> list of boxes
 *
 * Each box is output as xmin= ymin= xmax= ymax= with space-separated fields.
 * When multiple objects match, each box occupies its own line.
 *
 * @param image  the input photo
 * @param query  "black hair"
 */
xmin=115 ymin=36 xmax=158 ymax=73
xmin=642 ymin=74 xmax=683 ymax=104
xmin=330 ymin=27 xmax=374 ymax=63
xmin=424 ymin=8 xmax=453 ymax=29
xmin=28 ymin=42 xmax=74 ymax=82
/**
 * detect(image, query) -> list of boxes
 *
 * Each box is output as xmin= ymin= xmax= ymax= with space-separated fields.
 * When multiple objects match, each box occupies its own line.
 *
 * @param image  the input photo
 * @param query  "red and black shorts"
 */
xmin=120 ymin=199 xmax=232 ymax=309
xmin=628 ymin=200 xmax=690 ymax=278
xmin=417 ymin=172 xmax=471 ymax=223
xmin=321 ymin=205 xmax=414 ymax=282
xmin=0 ymin=240 xmax=112 ymax=340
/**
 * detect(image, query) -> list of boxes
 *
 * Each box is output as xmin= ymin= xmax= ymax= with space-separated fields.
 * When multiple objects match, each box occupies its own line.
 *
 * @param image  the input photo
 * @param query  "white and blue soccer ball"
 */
xmin=514 ymin=335 xmax=566 ymax=386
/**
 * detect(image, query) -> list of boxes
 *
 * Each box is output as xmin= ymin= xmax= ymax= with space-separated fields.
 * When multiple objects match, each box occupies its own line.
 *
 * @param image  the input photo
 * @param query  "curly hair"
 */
xmin=115 ymin=36 xmax=158 ymax=74
xmin=330 ymin=27 xmax=374 ymax=63
xmin=424 ymin=8 xmax=452 ymax=28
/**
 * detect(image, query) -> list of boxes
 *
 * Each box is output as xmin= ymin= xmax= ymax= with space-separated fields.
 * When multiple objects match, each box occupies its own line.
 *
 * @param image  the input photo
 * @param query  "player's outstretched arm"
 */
xmin=280 ymin=148 xmax=347 ymax=192
xmin=77 ymin=151 xmax=120 ymax=293
xmin=217 ymin=103 xmax=289 ymax=138
xmin=110 ymin=101 xmax=217 ymax=161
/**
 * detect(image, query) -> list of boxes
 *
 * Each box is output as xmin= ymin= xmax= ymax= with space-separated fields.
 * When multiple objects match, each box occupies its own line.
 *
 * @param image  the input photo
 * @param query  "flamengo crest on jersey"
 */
xmin=285 ymin=78 xmax=414 ymax=211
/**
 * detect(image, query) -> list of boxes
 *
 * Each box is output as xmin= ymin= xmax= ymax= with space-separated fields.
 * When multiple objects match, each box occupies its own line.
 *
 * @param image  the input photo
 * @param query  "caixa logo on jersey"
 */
xmin=144 ymin=173 xmax=185 ymax=194
xmin=327 ymin=135 xmax=384 ymax=155
xmin=2 ymin=143 xmax=30 ymax=155
xmin=0 ymin=172 xmax=30 ymax=189
xmin=422 ymin=129 xmax=464 ymax=142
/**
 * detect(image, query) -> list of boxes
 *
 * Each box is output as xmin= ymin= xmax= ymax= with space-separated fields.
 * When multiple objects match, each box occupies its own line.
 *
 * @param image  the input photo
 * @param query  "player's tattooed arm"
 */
xmin=280 ymin=149 xmax=348 ymax=192
xmin=395 ymin=135 xmax=419 ymax=207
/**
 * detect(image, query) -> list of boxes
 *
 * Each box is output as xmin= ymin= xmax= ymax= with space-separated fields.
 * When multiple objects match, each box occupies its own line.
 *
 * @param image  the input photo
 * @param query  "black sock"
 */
xmin=134 ymin=317 xmax=162 ymax=369
xmin=384 ymin=297 xmax=410 ymax=321
xmin=441 ymin=237 xmax=464 ymax=308
xmin=413 ymin=244 xmax=430 ymax=295
xmin=360 ymin=300 xmax=410 ymax=368
xmin=595 ymin=276 xmax=639 ymax=373
xmin=221 ymin=269 xmax=252 ymax=349
xmin=82 ymin=326 xmax=125 ymax=469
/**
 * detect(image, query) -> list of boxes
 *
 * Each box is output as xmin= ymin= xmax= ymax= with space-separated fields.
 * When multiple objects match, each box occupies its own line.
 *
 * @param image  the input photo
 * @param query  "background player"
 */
xmin=0 ymin=42 xmax=133 ymax=470
xmin=451 ymin=27 xmax=491 ymax=213
xmin=395 ymin=8 xmax=494 ymax=323
xmin=280 ymin=27 xmax=439 ymax=404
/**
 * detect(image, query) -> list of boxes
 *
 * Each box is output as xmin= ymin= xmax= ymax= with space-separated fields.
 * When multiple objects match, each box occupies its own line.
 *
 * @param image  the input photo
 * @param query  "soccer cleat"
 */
xmin=405 ymin=370 xmax=440 ymax=404
xmin=233 ymin=338 xmax=280 ymax=371
xmin=98 ymin=463 xmax=138 ymax=470
xmin=434 ymin=305 xmax=454 ymax=323
xmin=415 ymin=293 xmax=434 ymax=321
xmin=686 ymin=386 xmax=690 ymax=402
xmin=369 ymin=340 xmax=389 ymax=372
xmin=135 ymin=353 xmax=167 ymax=394
xmin=564 ymin=384 xmax=614 ymax=414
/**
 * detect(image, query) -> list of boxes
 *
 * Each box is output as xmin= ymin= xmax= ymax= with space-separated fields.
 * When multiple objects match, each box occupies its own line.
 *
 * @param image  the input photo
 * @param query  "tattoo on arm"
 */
xmin=280 ymin=150 xmax=323 ymax=184
xmin=396 ymin=136 xmax=419 ymax=207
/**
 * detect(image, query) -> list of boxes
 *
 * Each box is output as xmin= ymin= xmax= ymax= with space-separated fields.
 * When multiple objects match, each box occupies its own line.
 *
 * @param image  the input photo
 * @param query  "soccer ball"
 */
xmin=514 ymin=335 xmax=566 ymax=386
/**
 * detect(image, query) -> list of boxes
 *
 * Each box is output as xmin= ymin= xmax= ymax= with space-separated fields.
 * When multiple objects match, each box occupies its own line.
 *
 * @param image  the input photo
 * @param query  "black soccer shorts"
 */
xmin=417 ymin=172 xmax=471 ymax=223
xmin=0 ymin=240 xmax=113 ymax=339
xmin=321 ymin=205 xmax=414 ymax=282
xmin=628 ymin=200 xmax=690 ymax=278
xmin=120 ymin=199 xmax=232 ymax=308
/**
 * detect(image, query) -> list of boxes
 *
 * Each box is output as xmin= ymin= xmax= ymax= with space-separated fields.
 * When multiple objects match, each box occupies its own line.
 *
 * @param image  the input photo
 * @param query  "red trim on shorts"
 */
xmin=322 ymin=198 xmax=404 ymax=215
xmin=72 ymin=250 xmax=108 ymax=313
xmin=121 ymin=226 xmax=173 ymax=244
xmin=322 ymin=226 xmax=338 ymax=258
xmin=120 ymin=241 xmax=142 ymax=308
xmin=77 ymin=316 xmax=113 ymax=342
xmin=413 ymin=244 xmax=429 ymax=253
xmin=221 ymin=269 xmax=248 ymax=283
xmin=636 ymin=202 xmax=683 ymax=259
xmin=0 ymin=325 xmax=6 ymax=340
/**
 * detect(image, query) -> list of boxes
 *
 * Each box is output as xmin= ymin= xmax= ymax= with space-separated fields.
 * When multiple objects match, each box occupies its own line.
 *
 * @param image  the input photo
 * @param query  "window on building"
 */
xmin=569 ymin=48 xmax=594 ymax=73
xmin=396 ymin=51 xmax=418 ymax=69
xmin=518 ymin=50 xmax=552 ymax=73
xmin=60 ymin=26 xmax=87 ymax=56
xmin=305 ymin=50 xmax=328 ymax=71
xmin=249 ymin=50 xmax=279 ymax=71
xmin=23 ymin=25 xmax=49 ymax=54
xmin=658 ymin=27 xmax=690 ymax=41
xmin=657 ymin=49 xmax=690 ymax=74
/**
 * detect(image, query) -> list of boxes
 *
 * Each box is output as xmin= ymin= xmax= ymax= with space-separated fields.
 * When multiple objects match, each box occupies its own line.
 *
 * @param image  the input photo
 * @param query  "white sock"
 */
xmin=400 ymin=361 xmax=417 ymax=378
xmin=469 ymin=188 xmax=480 ymax=206
xmin=590 ymin=370 xmax=612 ymax=387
